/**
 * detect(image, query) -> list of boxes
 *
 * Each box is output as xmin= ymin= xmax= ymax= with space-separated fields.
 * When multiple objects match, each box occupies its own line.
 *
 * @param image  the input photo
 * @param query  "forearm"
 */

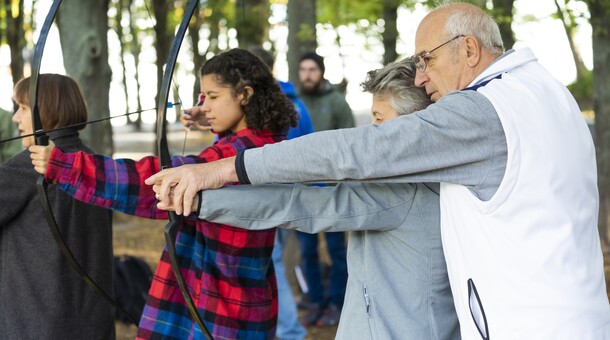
xmin=240 ymin=92 xmax=506 ymax=200
xmin=47 ymin=148 xmax=166 ymax=219
xmin=199 ymin=182 xmax=415 ymax=233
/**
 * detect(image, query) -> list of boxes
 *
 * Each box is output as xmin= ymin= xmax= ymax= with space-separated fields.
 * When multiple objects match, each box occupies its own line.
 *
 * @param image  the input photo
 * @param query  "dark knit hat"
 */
xmin=299 ymin=52 xmax=325 ymax=73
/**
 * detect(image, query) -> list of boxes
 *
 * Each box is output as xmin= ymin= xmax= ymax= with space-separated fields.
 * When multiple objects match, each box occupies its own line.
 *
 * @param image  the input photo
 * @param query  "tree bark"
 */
xmin=57 ymin=0 xmax=113 ymax=155
xmin=152 ymin=0 xmax=172 ymax=104
xmin=382 ymin=0 xmax=398 ymax=65
xmin=235 ymin=0 xmax=270 ymax=49
xmin=128 ymin=0 xmax=143 ymax=129
xmin=114 ymin=0 xmax=131 ymax=124
xmin=491 ymin=0 xmax=515 ymax=50
xmin=5 ymin=0 xmax=26 ymax=96
xmin=554 ymin=0 xmax=587 ymax=82
xmin=587 ymin=0 xmax=610 ymax=247
xmin=188 ymin=5 xmax=205 ymax=102
xmin=287 ymin=0 xmax=316 ymax=84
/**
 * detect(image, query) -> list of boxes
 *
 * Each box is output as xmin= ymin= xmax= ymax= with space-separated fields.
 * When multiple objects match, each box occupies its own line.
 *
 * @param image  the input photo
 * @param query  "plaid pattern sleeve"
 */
xmin=46 ymin=148 xmax=164 ymax=219
xmin=137 ymin=129 xmax=285 ymax=340
xmin=48 ymin=129 xmax=284 ymax=339
xmin=45 ymin=129 xmax=271 ymax=219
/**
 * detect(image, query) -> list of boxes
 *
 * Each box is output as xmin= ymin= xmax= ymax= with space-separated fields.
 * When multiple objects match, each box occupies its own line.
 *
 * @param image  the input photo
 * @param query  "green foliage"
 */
xmin=420 ymin=0 xmax=488 ymax=9
xmin=567 ymin=69 xmax=593 ymax=108
xmin=317 ymin=0 xmax=382 ymax=26
xmin=317 ymin=0 xmax=423 ymax=28
xmin=297 ymin=23 xmax=316 ymax=43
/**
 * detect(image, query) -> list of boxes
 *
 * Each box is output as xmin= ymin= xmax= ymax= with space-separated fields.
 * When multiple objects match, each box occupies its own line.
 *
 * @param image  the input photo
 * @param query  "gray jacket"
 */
xmin=199 ymin=182 xmax=460 ymax=340
xmin=299 ymin=80 xmax=354 ymax=131
xmin=0 ymin=130 xmax=114 ymax=339
xmin=241 ymin=90 xmax=506 ymax=201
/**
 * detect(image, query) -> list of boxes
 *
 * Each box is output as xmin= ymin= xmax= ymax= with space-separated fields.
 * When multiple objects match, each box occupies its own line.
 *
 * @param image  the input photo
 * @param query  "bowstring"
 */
xmin=142 ymin=1 xmax=192 ymax=156
xmin=0 ymin=105 xmax=178 ymax=145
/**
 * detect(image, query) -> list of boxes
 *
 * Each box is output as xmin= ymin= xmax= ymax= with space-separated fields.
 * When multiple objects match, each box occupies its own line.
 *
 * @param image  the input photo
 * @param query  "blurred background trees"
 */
xmin=0 ymin=0 xmax=608 ymax=244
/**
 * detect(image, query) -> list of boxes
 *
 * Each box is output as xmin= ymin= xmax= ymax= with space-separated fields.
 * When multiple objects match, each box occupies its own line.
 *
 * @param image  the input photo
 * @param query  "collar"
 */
xmin=469 ymin=48 xmax=536 ymax=87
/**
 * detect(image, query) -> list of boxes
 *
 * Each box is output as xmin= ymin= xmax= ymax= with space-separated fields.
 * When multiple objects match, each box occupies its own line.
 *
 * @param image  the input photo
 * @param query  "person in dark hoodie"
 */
xmin=294 ymin=51 xmax=353 ymax=326
xmin=298 ymin=52 xmax=353 ymax=132
xmin=0 ymin=74 xmax=115 ymax=339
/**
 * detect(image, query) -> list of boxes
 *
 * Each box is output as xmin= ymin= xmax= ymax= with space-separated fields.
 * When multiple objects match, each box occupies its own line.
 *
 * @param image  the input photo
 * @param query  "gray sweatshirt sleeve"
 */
xmin=243 ymin=90 xmax=507 ymax=201
xmin=199 ymin=182 xmax=418 ymax=233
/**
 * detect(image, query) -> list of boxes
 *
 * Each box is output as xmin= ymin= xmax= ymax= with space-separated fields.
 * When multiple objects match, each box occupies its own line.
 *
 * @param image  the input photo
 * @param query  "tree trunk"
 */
xmin=235 ymin=0 xmax=270 ymax=49
xmin=57 ymin=0 xmax=113 ymax=155
xmin=587 ymin=0 xmax=610 ymax=247
xmin=188 ymin=5 xmax=206 ymax=102
xmin=491 ymin=0 xmax=515 ymax=50
xmin=152 ymin=0 xmax=173 ymax=103
xmin=287 ymin=0 xmax=316 ymax=84
xmin=6 ymin=0 xmax=26 ymax=95
xmin=128 ymin=0 xmax=143 ymax=130
xmin=382 ymin=0 xmax=398 ymax=65
xmin=150 ymin=0 xmax=175 ymax=153
xmin=554 ymin=0 xmax=587 ymax=82
xmin=206 ymin=0 xmax=224 ymax=55
xmin=114 ymin=0 xmax=131 ymax=123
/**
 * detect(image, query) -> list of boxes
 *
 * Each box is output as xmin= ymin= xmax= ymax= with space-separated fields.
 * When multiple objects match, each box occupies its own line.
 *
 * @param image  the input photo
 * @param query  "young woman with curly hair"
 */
xmin=29 ymin=48 xmax=297 ymax=339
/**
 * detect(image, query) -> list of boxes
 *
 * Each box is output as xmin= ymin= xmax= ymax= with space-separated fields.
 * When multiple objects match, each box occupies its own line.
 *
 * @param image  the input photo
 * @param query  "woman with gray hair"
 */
xmin=180 ymin=58 xmax=460 ymax=339
xmin=361 ymin=57 xmax=432 ymax=124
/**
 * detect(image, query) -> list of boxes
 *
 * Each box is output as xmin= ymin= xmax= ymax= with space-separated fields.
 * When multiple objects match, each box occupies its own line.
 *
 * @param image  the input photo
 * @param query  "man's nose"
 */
xmin=414 ymin=69 xmax=428 ymax=87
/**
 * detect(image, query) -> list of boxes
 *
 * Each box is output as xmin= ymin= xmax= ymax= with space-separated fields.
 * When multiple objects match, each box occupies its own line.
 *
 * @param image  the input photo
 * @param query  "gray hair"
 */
xmin=361 ymin=58 xmax=432 ymax=115
xmin=438 ymin=2 xmax=504 ymax=55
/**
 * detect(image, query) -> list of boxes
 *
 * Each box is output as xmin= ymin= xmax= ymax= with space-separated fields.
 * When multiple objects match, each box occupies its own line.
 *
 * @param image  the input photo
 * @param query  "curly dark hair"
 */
xmin=199 ymin=48 xmax=297 ymax=133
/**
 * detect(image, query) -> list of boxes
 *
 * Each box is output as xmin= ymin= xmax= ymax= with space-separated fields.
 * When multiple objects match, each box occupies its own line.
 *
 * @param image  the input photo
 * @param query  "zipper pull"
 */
xmin=364 ymin=287 xmax=370 ymax=318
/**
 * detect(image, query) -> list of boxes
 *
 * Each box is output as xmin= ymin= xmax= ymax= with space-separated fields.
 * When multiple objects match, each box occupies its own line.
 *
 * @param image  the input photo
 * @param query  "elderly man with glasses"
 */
xmin=148 ymin=2 xmax=610 ymax=339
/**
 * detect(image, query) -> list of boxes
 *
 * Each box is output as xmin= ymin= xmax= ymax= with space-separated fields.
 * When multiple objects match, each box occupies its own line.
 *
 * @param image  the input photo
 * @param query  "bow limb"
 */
xmin=155 ymin=1 xmax=213 ymax=339
xmin=29 ymin=0 xmax=61 ymax=145
xmin=28 ymin=0 xmax=138 ymax=325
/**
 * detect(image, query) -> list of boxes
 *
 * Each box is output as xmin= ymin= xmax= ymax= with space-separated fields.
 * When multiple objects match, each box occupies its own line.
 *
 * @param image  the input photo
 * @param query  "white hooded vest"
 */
xmin=440 ymin=48 xmax=610 ymax=339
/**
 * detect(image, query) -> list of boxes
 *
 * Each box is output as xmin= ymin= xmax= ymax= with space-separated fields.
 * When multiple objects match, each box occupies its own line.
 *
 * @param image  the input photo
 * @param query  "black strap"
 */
xmin=463 ymin=74 xmax=503 ymax=92
xmin=235 ymin=151 xmax=251 ymax=184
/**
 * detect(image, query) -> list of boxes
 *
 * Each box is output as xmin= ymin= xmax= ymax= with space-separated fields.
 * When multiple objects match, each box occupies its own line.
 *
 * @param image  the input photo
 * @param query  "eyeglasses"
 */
xmin=413 ymin=35 xmax=465 ymax=72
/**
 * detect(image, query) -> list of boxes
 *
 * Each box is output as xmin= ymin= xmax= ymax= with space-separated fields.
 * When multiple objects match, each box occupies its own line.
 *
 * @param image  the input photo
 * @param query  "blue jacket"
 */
xmin=279 ymin=81 xmax=314 ymax=139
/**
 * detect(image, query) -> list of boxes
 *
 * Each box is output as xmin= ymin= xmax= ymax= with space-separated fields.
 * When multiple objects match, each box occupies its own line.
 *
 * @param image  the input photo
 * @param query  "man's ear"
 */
xmin=241 ymin=86 xmax=254 ymax=105
xmin=464 ymin=35 xmax=482 ymax=67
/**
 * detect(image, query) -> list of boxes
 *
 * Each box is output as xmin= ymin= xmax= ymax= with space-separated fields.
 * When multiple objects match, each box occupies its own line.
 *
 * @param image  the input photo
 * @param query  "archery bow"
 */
xmin=155 ymin=0 xmax=213 ymax=338
xmin=29 ymin=0 xmax=138 ymax=325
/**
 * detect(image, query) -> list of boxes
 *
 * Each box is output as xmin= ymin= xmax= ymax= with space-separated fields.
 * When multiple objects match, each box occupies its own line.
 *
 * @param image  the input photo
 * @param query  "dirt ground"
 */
xmin=112 ymin=212 xmax=338 ymax=340
xmin=112 ymin=211 xmax=610 ymax=340
xmin=110 ymin=124 xmax=610 ymax=339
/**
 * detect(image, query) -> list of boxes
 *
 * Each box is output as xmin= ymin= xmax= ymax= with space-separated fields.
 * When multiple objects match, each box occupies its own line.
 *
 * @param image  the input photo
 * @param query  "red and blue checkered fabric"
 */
xmin=46 ymin=129 xmax=283 ymax=339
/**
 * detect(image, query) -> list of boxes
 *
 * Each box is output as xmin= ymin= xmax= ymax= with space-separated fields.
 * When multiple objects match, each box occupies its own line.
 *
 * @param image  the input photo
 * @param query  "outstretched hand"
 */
xmin=145 ymin=157 xmax=238 ymax=216
xmin=29 ymin=141 xmax=55 ymax=175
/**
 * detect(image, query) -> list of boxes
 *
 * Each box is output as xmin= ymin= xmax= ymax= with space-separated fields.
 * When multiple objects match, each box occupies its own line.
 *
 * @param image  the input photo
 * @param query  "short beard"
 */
xmin=300 ymin=79 xmax=323 ymax=95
